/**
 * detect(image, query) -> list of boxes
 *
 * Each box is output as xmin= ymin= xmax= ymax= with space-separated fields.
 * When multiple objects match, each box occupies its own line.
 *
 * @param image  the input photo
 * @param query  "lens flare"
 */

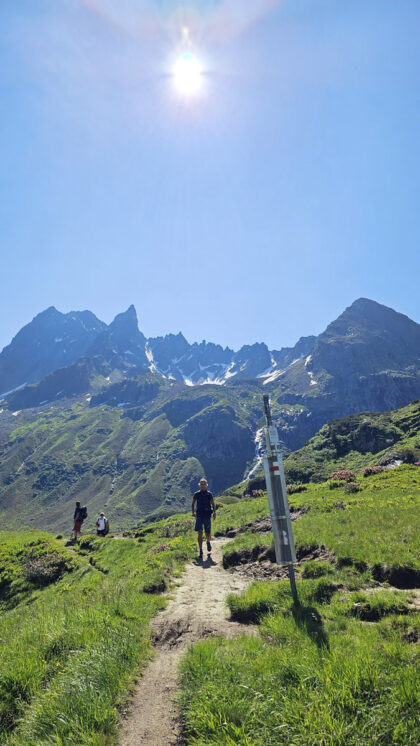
xmin=173 ymin=52 xmax=203 ymax=96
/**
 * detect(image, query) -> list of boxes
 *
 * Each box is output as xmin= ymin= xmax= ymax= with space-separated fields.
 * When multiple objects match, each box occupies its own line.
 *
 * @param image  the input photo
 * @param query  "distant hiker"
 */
xmin=192 ymin=478 xmax=216 ymax=561
xmin=96 ymin=512 xmax=109 ymax=537
xmin=73 ymin=501 xmax=87 ymax=539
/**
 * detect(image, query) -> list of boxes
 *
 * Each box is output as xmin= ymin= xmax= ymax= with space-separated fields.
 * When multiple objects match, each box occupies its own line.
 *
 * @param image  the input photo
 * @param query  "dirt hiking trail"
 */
xmin=118 ymin=538 xmax=255 ymax=746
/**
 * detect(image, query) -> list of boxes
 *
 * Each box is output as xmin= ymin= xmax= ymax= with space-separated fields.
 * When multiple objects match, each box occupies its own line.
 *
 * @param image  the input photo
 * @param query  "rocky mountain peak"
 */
xmin=86 ymin=305 xmax=148 ymax=371
xmin=324 ymin=298 xmax=418 ymax=337
xmin=35 ymin=305 xmax=60 ymax=319
xmin=109 ymin=305 xmax=144 ymax=341
xmin=311 ymin=298 xmax=420 ymax=376
xmin=229 ymin=342 xmax=272 ymax=380
xmin=0 ymin=307 xmax=107 ymax=395
xmin=1 ymin=297 xmax=419 ymax=412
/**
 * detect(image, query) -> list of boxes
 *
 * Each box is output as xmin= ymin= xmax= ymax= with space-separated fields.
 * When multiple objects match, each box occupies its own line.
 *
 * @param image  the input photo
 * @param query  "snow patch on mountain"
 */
xmin=262 ymin=358 xmax=301 ymax=386
xmin=305 ymin=354 xmax=318 ymax=386
xmin=0 ymin=383 xmax=28 ymax=399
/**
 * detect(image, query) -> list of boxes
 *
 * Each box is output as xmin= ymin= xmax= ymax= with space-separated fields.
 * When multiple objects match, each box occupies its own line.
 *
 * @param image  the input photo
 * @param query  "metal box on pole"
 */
xmin=262 ymin=395 xmax=298 ymax=602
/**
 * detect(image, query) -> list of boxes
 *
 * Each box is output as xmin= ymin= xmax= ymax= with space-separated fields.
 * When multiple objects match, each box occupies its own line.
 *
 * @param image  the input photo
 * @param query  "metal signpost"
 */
xmin=262 ymin=394 xmax=298 ymax=603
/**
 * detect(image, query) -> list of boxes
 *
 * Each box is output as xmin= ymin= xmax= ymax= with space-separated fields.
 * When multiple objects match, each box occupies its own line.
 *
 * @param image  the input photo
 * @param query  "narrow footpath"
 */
xmin=118 ymin=538 xmax=255 ymax=746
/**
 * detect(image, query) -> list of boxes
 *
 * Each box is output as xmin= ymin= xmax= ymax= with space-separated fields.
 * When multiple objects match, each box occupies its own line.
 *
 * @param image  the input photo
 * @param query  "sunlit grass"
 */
xmin=181 ymin=579 xmax=419 ymax=745
xmin=180 ymin=465 xmax=420 ymax=745
xmin=0 ymin=524 xmax=195 ymax=745
xmin=1 ymin=465 xmax=419 ymax=744
xmin=221 ymin=466 xmax=420 ymax=576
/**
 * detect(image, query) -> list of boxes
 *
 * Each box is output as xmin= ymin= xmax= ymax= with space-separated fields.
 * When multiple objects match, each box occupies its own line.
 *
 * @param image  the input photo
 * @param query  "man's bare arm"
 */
xmin=211 ymin=497 xmax=216 ymax=517
xmin=192 ymin=496 xmax=197 ymax=516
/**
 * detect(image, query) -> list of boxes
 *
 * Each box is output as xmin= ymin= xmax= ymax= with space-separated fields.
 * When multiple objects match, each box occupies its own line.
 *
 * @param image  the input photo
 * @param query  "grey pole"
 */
xmin=262 ymin=394 xmax=298 ymax=604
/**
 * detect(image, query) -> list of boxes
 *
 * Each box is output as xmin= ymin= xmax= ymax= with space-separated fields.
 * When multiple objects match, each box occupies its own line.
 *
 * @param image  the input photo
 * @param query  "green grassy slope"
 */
xmin=0 ymin=463 xmax=419 ymax=744
xmin=222 ymin=465 xmax=420 ymax=578
xmin=1 ymin=376 xmax=419 ymax=533
xmin=0 ymin=521 xmax=195 ymax=745
xmin=285 ymin=400 xmax=420 ymax=483
xmin=180 ymin=465 xmax=420 ymax=745
xmin=0 ymin=383 xmax=260 ymax=532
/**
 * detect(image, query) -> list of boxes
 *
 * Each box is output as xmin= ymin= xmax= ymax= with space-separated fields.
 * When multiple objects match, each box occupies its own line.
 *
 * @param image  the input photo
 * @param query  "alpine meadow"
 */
xmin=1 ymin=0 xmax=419 ymax=744
xmin=0 ymin=297 xmax=419 ymax=745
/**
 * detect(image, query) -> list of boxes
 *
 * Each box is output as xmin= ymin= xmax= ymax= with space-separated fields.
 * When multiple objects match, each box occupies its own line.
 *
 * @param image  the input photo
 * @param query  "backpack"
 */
xmin=80 ymin=506 xmax=88 ymax=520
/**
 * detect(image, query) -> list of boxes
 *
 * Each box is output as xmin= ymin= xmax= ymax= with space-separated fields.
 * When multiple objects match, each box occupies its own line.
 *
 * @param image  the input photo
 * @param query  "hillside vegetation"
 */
xmin=238 ymin=400 xmax=420 ymax=496
xmin=0 ymin=522 xmax=195 ymax=745
xmin=285 ymin=400 xmax=420 ymax=483
xmin=181 ymin=465 xmax=420 ymax=745
xmin=0 ymin=386 xmax=259 ymax=532
xmin=1 ymin=462 xmax=418 ymax=744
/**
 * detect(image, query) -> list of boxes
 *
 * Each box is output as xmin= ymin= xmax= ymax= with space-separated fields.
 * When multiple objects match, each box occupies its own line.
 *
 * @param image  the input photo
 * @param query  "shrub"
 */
xmin=344 ymin=482 xmax=361 ymax=494
xmin=23 ymin=552 xmax=71 ymax=586
xmin=287 ymin=484 xmax=307 ymax=494
xmin=329 ymin=471 xmax=356 ymax=482
xmin=77 ymin=535 xmax=100 ymax=552
xmin=217 ymin=496 xmax=240 ymax=506
xmin=362 ymin=466 xmax=386 ymax=477
xmin=399 ymin=448 xmax=416 ymax=464
xmin=161 ymin=520 xmax=191 ymax=538
xmin=328 ymin=479 xmax=345 ymax=490
xmin=148 ymin=543 xmax=170 ymax=557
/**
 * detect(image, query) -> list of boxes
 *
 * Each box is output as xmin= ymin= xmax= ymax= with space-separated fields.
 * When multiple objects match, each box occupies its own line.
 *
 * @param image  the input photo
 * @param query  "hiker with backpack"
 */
xmin=73 ymin=501 xmax=87 ymax=539
xmin=192 ymin=478 xmax=216 ymax=561
xmin=96 ymin=512 xmax=109 ymax=537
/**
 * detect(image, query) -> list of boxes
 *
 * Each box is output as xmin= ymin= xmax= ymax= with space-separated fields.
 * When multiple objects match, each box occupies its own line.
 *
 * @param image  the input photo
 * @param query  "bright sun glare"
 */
xmin=174 ymin=52 xmax=203 ymax=96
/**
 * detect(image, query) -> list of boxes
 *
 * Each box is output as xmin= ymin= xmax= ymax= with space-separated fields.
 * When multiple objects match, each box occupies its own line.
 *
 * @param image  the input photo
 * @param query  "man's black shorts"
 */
xmin=195 ymin=512 xmax=211 ymax=534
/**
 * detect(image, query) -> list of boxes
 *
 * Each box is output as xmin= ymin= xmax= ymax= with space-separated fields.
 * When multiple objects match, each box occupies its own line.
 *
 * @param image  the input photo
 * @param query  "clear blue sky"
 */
xmin=0 ymin=0 xmax=419 ymax=352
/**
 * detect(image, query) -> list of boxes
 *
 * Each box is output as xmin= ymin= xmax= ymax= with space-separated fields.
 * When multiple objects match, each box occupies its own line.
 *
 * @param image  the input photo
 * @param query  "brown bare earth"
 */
xmin=118 ymin=538 xmax=255 ymax=746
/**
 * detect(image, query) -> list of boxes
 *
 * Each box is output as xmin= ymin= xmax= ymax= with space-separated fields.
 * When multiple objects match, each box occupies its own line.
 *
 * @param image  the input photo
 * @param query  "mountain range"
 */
xmin=0 ymin=303 xmax=317 ymax=399
xmin=0 ymin=297 xmax=419 ymax=530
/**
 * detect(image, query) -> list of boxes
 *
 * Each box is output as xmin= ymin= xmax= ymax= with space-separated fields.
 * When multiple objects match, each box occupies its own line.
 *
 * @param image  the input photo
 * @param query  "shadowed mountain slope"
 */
xmin=0 ymin=307 xmax=106 ymax=396
xmin=284 ymin=399 xmax=420 ymax=483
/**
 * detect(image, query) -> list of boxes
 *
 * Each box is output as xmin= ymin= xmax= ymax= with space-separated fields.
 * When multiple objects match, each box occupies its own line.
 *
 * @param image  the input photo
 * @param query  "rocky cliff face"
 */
xmin=148 ymin=335 xmax=233 ymax=383
xmin=182 ymin=404 xmax=255 ymax=492
xmin=87 ymin=305 xmax=149 ymax=371
xmin=272 ymin=335 xmax=317 ymax=369
xmin=268 ymin=298 xmax=420 ymax=446
xmin=7 ymin=358 xmax=96 ymax=410
xmin=310 ymin=298 xmax=420 ymax=376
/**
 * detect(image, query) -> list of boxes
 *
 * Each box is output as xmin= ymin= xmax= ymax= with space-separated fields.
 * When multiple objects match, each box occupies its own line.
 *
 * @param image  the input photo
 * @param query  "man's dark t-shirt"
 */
xmin=194 ymin=490 xmax=213 ymax=514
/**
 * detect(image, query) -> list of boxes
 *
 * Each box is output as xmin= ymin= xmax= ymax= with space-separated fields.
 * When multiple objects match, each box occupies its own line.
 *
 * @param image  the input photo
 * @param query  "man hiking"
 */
xmin=73 ymin=501 xmax=86 ymax=540
xmin=192 ymin=478 xmax=216 ymax=561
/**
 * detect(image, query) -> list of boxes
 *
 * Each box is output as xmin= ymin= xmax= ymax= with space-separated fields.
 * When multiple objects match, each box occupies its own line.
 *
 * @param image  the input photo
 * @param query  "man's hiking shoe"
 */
xmin=199 ymin=551 xmax=203 ymax=561
xmin=207 ymin=541 xmax=212 ymax=552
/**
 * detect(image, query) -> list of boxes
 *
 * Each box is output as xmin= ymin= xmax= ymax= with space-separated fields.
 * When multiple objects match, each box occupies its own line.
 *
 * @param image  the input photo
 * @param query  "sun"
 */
xmin=173 ymin=52 xmax=203 ymax=96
